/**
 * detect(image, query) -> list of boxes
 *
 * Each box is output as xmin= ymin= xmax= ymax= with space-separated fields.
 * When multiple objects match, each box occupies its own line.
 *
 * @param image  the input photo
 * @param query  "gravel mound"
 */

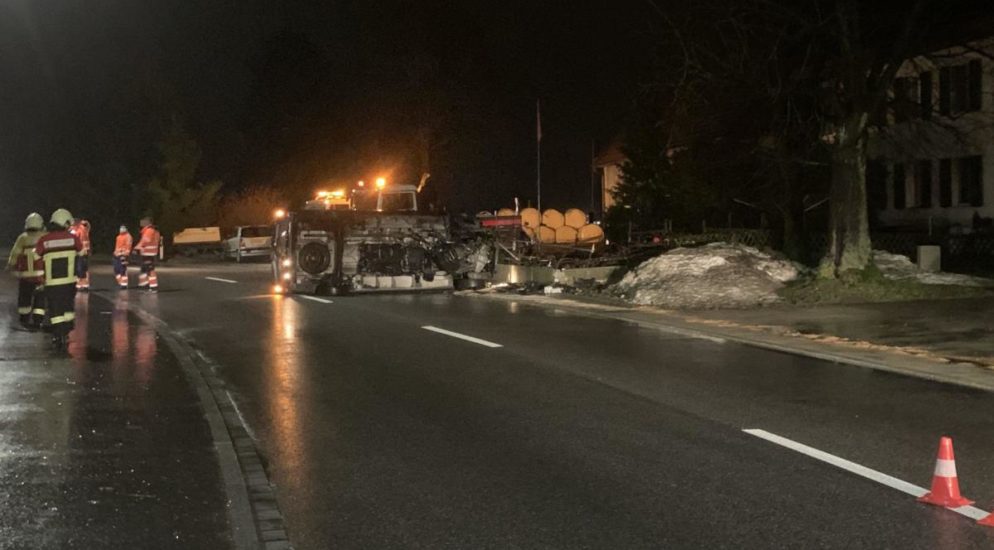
xmin=611 ymin=243 xmax=802 ymax=309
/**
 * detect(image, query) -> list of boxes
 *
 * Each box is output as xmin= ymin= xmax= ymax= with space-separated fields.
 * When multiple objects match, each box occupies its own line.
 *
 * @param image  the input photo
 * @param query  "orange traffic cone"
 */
xmin=979 ymin=512 xmax=994 ymax=526
xmin=918 ymin=436 xmax=973 ymax=508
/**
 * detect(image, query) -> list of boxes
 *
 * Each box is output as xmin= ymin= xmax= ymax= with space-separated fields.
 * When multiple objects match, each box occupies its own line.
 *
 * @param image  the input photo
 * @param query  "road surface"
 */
xmin=91 ymin=262 xmax=994 ymax=549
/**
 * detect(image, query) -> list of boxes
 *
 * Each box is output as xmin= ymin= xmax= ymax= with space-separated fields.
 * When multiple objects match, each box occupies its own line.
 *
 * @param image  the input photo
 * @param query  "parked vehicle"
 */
xmin=224 ymin=225 xmax=273 ymax=262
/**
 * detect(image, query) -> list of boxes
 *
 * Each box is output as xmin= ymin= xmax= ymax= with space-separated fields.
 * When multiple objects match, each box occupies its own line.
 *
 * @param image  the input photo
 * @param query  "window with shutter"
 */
xmin=968 ymin=59 xmax=982 ymax=112
xmin=914 ymin=160 xmax=932 ymax=208
xmin=919 ymin=71 xmax=933 ymax=119
xmin=893 ymin=163 xmax=907 ymax=209
xmin=939 ymin=159 xmax=952 ymax=207
xmin=959 ymin=156 xmax=983 ymax=207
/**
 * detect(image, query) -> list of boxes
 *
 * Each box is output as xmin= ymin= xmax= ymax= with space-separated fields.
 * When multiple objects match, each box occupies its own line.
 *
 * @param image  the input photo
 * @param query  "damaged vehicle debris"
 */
xmin=272 ymin=183 xmax=493 ymax=295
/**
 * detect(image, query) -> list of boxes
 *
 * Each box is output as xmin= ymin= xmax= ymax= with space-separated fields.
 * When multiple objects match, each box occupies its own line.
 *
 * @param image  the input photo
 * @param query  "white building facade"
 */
xmin=869 ymin=38 xmax=994 ymax=231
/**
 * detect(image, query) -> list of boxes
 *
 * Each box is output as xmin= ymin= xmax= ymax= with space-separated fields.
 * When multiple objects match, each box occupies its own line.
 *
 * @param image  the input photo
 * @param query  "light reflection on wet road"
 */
xmin=85 ymin=263 xmax=994 ymax=549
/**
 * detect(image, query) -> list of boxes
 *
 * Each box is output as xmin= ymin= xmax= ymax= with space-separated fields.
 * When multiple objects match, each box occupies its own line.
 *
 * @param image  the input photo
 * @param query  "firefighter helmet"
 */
xmin=140 ymin=217 xmax=152 ymax=228
xmin=50 ymin=208 xmax=74 ymax=228
xmin=24 ymin=212 xmax=44 ymax=231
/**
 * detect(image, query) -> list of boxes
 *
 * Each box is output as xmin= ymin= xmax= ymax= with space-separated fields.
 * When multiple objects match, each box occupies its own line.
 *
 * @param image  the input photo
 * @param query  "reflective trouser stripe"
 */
xmin=50 ymin=312 xmax=76 ymax=324
xmin=32 ymin=308 xmax=46 ymax=316
xmin=17 ymin=306 xmax=31 ymax=314
xmin=44 ymin=250 xmax=77 ymax=286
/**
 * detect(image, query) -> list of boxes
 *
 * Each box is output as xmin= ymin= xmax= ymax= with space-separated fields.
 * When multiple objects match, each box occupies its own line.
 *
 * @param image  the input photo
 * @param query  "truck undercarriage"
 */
xmin=273 ymin=209 xmax=492 ymax=295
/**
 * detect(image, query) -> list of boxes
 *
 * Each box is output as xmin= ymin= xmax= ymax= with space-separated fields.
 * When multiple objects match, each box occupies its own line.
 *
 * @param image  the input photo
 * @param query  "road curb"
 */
xmin=92 ymin=291 xmax=290 ymax=550
xmin=464 ymin=292 xmax=994 ymax=393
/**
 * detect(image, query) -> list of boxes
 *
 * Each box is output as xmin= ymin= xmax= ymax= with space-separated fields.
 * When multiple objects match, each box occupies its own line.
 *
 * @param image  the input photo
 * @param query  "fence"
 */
xmin=628 ymin=228 xmax=772 ymax=250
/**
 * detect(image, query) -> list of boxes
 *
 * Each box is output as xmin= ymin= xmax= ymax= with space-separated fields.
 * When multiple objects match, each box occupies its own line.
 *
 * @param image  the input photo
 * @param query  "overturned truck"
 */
xmin=272 ymin=185 xmax=492 ymax=295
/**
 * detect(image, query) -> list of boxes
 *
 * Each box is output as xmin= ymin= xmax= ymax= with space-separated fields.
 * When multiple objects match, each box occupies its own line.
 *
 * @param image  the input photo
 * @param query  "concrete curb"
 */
xmin=92 ymin=291 xmax=291 ymax=550
xmin=464 ymin=292 xmax=994 ymax=393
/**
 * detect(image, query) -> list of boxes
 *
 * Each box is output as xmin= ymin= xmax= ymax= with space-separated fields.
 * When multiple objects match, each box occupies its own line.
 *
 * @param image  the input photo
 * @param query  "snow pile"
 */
xmin=873 ymin=250 xmax=991 ymax=286
xmin=611 ymin=243 xmax=802 ymax=309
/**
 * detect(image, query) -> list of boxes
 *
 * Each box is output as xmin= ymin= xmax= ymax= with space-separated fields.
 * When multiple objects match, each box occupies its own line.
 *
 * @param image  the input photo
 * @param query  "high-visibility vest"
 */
xmin=70 ymin=223 xmax=91 ymax=255
xmin=7 ymin=230 xmax=46 ymax=281
xmin=34 ymin=231 xmax=82 ymax=286
xmin=114 ymin=233 xmax=133 ymax=257
xmin=136 ymin=226 xmax=161 ymax=257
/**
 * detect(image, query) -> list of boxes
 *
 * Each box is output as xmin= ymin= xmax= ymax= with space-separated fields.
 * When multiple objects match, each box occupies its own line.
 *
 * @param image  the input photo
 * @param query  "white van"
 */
xmin=223 ymin=225 xmax=273 ymax=262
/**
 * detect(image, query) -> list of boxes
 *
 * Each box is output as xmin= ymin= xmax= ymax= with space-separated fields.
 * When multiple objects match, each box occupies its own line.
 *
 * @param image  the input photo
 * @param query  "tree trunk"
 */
xmin=819 ymin=124 xmax=871 ymax=277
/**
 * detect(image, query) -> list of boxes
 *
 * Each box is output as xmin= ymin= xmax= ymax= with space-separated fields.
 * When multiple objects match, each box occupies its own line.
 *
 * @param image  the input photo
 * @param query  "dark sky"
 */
xmin=0 ymin=0 xmax=657 ymax=228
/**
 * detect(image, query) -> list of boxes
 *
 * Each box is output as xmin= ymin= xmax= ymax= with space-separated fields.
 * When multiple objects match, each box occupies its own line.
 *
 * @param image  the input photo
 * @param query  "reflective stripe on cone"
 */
xmin=918 ymin=436 xmax=973 ymax=508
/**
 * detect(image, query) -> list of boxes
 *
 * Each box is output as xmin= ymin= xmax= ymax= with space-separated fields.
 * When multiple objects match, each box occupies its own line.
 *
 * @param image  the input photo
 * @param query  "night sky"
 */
xmin=1 ymin=1 xmax=657 ymax=235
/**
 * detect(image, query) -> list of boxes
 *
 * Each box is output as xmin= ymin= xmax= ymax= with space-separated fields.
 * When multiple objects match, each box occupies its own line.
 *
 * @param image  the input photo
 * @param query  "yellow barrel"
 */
xmin=577 ymin=223 xmax=605 ymax=244
xmin=564 ymin=208 xmax=587 ymax=229
xmin=555 ymin=225 xmax=578 ymax=244
xmin=537 ymin=225 xmax=556 ymax=243
xmin=520 ymin=207 xmax=541 ymax=228
xmin=522 ymin=226 xmax=536 ymax=241
xmin=542 ymin=209 xmax=565 ymax=228
xmin=497 ymin=208 xmax=515 ymax=216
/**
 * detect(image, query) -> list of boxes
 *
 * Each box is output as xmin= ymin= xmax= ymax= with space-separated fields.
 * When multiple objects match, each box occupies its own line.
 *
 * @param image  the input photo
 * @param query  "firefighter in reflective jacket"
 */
xmin=113 ymin=225 xmax=133 ymax=289
xmin=70 ymin=219 xmax=92 ymax=290
xmin=6 ymin=212 xmax=47 ymax=328
xmin=34 ymin=208 xmax=82 ymax=349
xmin=135 ymin=217 xmax=161 ymax=290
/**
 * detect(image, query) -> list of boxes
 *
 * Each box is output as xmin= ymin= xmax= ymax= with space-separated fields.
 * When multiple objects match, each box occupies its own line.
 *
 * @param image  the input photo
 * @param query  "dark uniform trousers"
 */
xmin=45 ymin=283 xmax=76 ymax=338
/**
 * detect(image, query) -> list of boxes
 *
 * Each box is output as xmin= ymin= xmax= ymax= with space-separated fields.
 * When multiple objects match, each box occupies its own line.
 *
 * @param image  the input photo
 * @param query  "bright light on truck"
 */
xmin=283 ymin=272 xmax=292 ymax=281
xmin=274 ymin=209 xmax=286 ymax=219
xmin=282 ymin=258 xmax=292 ymax=267
xmin=273 ymin=284 xmax=284 ymax=294
xmin=375 ymin=177 xmax=386 ymax=189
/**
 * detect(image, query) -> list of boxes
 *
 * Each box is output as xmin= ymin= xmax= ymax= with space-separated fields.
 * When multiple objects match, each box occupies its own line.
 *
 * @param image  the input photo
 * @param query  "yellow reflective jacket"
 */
xmin=6 ymin=230 xmax=46 ymax=281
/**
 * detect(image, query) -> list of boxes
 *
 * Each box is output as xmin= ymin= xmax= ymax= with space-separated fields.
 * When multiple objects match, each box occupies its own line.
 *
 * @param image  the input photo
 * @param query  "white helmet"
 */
xmin=119 ymin=225 xmax=128 ymax=233
xmin=25 ymin=212 xmax=44 ymax=231
xmin=50 ymin=208 xmax=73 ymax=228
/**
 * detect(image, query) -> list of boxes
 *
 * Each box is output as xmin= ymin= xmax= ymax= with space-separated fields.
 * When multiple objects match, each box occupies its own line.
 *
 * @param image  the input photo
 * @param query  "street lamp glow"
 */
xmin=274 ymin=208 xmax=286 ymax=219
xmin=375 ymin=177 xmax=386 ymax=189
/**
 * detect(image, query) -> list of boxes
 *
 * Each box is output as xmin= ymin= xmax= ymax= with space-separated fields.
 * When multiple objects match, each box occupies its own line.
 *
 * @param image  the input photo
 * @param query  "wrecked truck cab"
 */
xmin=272 ymin=208 xmax=480 ymax=295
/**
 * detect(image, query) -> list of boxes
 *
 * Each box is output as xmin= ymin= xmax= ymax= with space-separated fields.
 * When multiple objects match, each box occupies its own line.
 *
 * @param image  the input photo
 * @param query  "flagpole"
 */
xmin=536 ymin=99 xmax=542 ymax=215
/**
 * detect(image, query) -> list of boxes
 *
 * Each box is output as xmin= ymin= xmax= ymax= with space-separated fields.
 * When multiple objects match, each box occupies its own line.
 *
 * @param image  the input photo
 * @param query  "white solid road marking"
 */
xmin=225 ymin=390 xmax=258 ymax=442
xmin=298 ymin=295 xmax=333 ymax=304
xmin=743 ymin=428 xmax=991 ymax=521
xmin=421 ymin=326 xmax=503 ymax=348
xmin=205 ymin=276 xmax=238 ymax=284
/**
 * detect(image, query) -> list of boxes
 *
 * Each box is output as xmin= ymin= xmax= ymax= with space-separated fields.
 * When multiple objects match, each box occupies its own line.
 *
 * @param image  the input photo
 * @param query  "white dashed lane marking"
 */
xmin=421 ymin=326 xmax=502 ymax=348
xmin=298 ymin=295 xmax=333 ymax=304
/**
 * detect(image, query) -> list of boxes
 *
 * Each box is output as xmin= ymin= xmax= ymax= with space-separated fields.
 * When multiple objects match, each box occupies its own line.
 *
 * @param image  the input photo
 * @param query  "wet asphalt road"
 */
xmin=94 ymin=262 xmax=994 ymax=549
xmin=0 ymin=279 xmax=231 ymax=550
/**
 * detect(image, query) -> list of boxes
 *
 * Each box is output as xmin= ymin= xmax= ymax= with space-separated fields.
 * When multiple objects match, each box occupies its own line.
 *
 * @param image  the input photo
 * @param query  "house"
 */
xmin=593 ymin=139 xmax=626 ymax=215
xmin=869 ymin=37 xmax=994 ymax=232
